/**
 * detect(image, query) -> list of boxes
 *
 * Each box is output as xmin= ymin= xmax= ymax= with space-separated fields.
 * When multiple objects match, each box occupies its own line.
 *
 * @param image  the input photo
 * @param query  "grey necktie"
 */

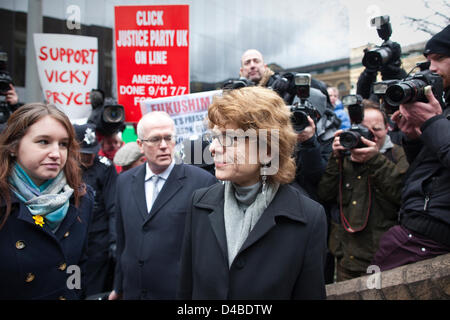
xmin=149 ymin=175 xmax=161 ymax=211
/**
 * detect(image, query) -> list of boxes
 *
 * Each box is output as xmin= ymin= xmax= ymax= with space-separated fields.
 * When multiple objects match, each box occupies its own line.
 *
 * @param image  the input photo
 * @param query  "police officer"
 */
xmin=74 ymin=124 xmax=118 ymax=298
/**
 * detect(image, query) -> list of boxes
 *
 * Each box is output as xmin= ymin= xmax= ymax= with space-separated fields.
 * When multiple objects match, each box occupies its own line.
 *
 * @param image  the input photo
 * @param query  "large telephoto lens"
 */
xmin=385 ymin=79 xmax=426 ymax=106
xmin=340 ymin=131 xmax=361 ymax=149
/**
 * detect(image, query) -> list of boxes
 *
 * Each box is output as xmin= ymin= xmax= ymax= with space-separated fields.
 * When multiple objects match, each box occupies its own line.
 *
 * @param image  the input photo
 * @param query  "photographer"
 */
xmin=318 ymin=99 xmax=408 ymax=281
xmin=238 ymin=49 xmax=285 ymax=90
xmin=288 ymin=75 xmax=332 ymax=200
xmin=356 ymin=16 xmax=407 ymax=101
xmin=88 ymin=89 xmax=126 ymax=172
xmin=373 ymin=25 xmax=450 ymax=270
xmin=0 ymin=52 xmax=23 ymax=131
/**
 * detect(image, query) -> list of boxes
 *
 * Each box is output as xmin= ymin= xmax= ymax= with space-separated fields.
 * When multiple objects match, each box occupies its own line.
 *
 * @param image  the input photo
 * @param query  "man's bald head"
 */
xmin=240 ymin=49 xmax=267 ymax=84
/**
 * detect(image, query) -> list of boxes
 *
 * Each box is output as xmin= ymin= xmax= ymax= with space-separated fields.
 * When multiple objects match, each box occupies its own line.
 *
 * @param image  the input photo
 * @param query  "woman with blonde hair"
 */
xmin=0 ymin=103 xmax=93 ymax=299
xmin=178 ymin=86 xmax=327 ymax=299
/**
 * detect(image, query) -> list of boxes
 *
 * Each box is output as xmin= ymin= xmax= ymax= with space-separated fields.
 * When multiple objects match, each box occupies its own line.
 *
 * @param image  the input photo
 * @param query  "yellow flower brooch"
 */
xmin=33 ymin=215 xmax=45 ymax=227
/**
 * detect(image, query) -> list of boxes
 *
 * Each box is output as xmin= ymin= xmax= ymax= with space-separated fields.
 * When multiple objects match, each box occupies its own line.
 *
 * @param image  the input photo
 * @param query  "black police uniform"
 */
xmin=83 ymin=155 xmax=118 ymax=297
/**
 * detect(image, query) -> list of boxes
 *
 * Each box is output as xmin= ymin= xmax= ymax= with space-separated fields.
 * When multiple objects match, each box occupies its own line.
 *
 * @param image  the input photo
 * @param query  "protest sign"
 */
xmin=115 ymin=5 xmax=190 ymax=122
xmin=34 ymin=33 xmax=98 ymax=121
xmin=141 ymin=90 xmax=221 ymax=144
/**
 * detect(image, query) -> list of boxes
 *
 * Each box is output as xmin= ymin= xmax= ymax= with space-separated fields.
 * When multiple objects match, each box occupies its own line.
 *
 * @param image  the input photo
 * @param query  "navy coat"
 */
xmin=114 ymin=163 xmax=216 ymax=299
xmin=177 ymin=183 xmax=328 ymax=300
xmin=0 ymin=187 xmax=94 ymax=300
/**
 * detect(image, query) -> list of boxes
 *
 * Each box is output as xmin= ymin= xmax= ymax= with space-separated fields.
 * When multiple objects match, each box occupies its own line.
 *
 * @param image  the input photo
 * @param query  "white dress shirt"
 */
xmin=144 ymin=160 xmax=175 ymax=213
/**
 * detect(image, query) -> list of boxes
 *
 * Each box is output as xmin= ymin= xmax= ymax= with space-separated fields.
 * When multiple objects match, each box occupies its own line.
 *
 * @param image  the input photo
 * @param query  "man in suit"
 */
xmin=109 ymin=111 xmax=217 ymax=300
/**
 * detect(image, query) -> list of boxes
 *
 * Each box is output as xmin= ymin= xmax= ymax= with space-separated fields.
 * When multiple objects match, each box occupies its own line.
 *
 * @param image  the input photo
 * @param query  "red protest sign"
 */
xmin=114 ymin=5 xmax=189 ymax=122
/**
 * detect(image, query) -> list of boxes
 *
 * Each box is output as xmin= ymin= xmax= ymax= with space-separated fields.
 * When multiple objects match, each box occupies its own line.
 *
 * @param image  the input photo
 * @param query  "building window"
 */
xmin=338 ymin=82 xmax=348 ymax=95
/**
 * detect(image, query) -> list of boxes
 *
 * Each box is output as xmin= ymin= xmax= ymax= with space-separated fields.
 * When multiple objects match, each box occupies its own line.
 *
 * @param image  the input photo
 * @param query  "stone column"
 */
xmin=25 ymin=0 xmax=43 ymax=103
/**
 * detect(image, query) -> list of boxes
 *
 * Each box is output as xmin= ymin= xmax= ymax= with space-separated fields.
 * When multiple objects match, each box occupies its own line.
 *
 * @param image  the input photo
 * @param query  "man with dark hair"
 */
xmin=373 ymin=25 xmax=450 ymax=270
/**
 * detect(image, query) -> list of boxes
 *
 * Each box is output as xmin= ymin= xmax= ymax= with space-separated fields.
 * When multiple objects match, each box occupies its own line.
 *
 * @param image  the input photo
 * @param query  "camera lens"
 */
xmin=385 ymin=84 xmax=408 ymax=106
xmin=364 ymin=51 xmax=382 ymax=69
xmin=103 ymin=105 xmax=125 ymax=123
xmin=290 ymin=110 xmax=308 ymax=133
xmin=363 ymin=47 xmax=392 ymax=69
xmin=385 ymin=79 xmax=425 ymax=106
xmin=340 ymin=131 xmax=360 ymax=149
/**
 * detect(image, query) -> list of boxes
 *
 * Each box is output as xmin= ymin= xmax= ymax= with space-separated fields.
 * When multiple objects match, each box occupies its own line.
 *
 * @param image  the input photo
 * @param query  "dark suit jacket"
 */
xmin=114 ymin=163 xmax=216 ymax=299
xmin=177 ymin=183 xmax=327 ymax=300
xmin=0 ymin=188 xmax=94 ymax=300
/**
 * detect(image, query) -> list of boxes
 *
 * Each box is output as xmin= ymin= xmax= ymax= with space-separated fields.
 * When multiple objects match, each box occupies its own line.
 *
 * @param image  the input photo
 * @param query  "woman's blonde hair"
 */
xmin=208 ymin=86 xmax=297 ymax=185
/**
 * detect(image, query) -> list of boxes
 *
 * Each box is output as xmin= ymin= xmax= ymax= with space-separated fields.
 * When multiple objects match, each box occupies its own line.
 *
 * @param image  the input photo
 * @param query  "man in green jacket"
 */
xmin=318 ymin=103 xmax=409 ymax=281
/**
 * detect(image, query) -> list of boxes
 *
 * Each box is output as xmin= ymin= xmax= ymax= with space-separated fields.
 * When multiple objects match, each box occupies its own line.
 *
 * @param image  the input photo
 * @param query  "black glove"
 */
xmin=356 ymin=68 xmax=378 ymax=99
xmin=269 ymin=76 xmax=290 ymax=95
xmin=380 ymin=60 xmax=407 ymax=80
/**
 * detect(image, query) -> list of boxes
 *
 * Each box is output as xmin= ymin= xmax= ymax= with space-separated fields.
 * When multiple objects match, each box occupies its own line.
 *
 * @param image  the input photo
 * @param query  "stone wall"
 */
xmin=326 ymin=253 xmax=450 ymax=300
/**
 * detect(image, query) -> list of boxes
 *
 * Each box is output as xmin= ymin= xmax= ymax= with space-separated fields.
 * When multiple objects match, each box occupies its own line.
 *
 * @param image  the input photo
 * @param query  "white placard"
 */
xmin=34 ymin=33 xmax=98 ymax=121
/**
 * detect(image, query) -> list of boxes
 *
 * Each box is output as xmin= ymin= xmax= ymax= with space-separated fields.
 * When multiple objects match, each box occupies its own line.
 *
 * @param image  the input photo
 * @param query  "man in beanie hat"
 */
xmin=424 ymin=25 xmax=450 ymax=92
xmin=74 ymin=124 xmax=118 ymax=297
xmin=373 ymin=25 xmax=450 ymax=271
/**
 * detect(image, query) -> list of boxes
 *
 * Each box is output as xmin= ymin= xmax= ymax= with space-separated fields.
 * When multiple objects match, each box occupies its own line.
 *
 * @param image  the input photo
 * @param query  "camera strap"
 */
xmin=338 ymin=157 xmax=372 ymax=233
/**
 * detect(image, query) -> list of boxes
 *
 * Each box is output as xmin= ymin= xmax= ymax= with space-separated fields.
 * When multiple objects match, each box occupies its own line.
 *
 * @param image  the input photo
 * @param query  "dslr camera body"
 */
xmin=222 ymin=77 xmax=255 ymax=90
xmin=289 ymin=73 xmax=321 ymax=133
xmin=362 ymin=16 xmax=402 ymax=71
xmin=87 ymin=89 xmax=125 ymax=136
xmin=339 ymin=94 xmax=374 ymax=149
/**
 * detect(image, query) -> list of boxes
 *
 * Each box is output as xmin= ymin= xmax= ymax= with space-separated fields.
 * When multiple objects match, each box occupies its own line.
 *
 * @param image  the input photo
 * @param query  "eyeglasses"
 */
xmin=140 ymin=135 xmax=175 ymax=146
xmin=204 ymin=131 xmax=255 ymax=147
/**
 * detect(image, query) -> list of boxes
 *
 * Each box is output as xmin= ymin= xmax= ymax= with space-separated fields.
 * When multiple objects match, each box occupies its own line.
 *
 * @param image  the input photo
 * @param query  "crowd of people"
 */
xmin=0 ymin=25 xmax=449 ymax=300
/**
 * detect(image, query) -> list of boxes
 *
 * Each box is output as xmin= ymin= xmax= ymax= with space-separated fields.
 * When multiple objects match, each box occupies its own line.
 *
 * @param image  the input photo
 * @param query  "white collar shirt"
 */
xmin=144 ymin=160 xmax=175 ymax=213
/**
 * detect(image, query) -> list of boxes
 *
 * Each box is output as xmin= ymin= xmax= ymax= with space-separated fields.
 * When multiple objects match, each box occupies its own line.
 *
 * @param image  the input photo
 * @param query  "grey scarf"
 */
xmin=224 ymin=181 xmax=279 ymax=267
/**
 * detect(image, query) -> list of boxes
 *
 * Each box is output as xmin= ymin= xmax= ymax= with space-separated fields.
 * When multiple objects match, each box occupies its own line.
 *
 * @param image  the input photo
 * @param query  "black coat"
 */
xmin=82 ymin=155 xmax=118 ymax=296
xmin=177 ymin=183 xmax=328 ymax=300
xmin=0 ymin=188 xmax=94 ymax=300
xmin=114 ymin=163 xmax=217 ymax=299
xmin=400 ymin=104 xmax=450 ymax=247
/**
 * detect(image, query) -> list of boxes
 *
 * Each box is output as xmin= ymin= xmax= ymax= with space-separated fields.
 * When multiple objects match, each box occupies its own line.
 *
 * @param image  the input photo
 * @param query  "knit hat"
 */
xmin=424 ymin=25 xmax=450 ymax=57
xmin=113 ymin=141 xmax=144 ymax=166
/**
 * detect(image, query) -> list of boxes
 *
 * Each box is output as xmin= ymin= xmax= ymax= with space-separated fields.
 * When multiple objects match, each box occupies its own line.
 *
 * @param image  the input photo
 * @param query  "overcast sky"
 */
xmin=2 ymin=0 xmax=448 ymax=82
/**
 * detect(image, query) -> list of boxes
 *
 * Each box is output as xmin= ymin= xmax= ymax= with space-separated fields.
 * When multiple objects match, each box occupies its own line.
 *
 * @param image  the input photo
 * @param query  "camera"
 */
xmin=0 ymin=52 xmax=12 ymax=95
xmin=289 ymin=73 xmax=321 ymax=133
xmin=87 ymin=89 xmax=125 ymax=136
xmin=339 ymin=94 xmax=374 ymax=149
xmin=340 ymin=125 xmax=374 ymax=149
xmin=372 ymin=79 xmax=399 ymax=114
xmin=222 ymin=77 xmax=255 ymax=90
xmin=362 ymin=16 xmax=401 ymax=71
xmin=0 ymin=52 xmax=15 ymax=124
xmin=383 ymin=69 xmax=444 ymax=108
